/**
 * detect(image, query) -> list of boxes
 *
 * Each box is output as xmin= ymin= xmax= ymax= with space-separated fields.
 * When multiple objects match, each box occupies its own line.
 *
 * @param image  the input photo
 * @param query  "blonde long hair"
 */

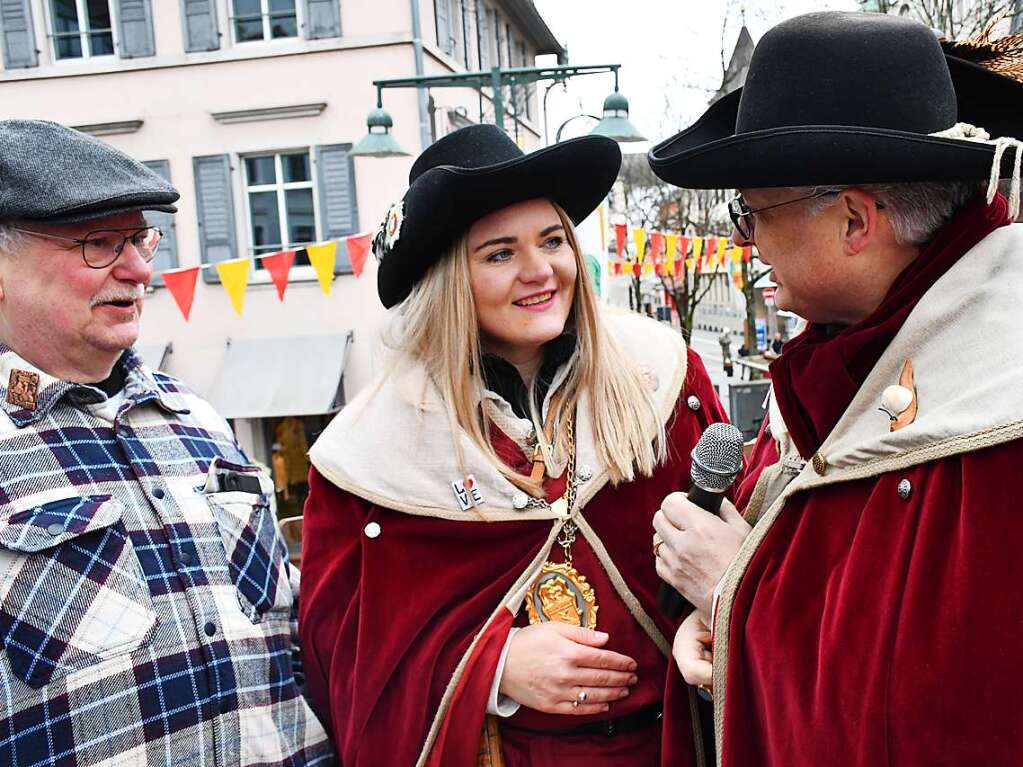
xmin=383 ymin=202 xmax=667 ymax=493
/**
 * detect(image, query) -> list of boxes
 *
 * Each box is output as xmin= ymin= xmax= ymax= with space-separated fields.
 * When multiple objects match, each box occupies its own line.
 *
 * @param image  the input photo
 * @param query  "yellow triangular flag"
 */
xmin=215 ymin=258 xmax=250 ymax=316
xmin=692 ymin=238 xmax=704 ymax=262
xmin=665 ymin=234 xmax=678 ymax=262
xmin=306 ymin=241 xmax=338 ymax=296
xmin=730 ymin=245 xmax=742 ymax=264
xmin=716 ymin=238 xmax=727 ymax=269
xmin=685 ymin=258 xmax=696 ymax=271
xmin=632 ymin=227 xmax=646 ymax=262
xmin=643 ymin=260 xmax=653 ymax=275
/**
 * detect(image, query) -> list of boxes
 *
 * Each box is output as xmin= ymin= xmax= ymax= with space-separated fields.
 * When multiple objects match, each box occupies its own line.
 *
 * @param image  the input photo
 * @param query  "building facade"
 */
xmin=0 ymin=0 xmax=560 ymax=512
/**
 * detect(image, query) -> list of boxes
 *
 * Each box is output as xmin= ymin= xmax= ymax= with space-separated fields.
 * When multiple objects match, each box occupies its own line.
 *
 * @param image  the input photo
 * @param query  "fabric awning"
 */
xmin=206 ymin=333 xmax=353 ymax=419
xmin=135 ymin=342 xmax=171 ymax=371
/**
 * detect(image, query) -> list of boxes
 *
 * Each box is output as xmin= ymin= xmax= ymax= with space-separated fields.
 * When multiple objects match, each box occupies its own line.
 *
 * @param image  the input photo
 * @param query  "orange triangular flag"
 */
xmin=649 ymin=232 xmax=665 ymax=264
xmin=262 ymin=250 xmax=296 ymax=301
xmin=215 ymin=258 xmax=250 ymax=316
xmin=615 ymin=223 xmax=627 ymax=258
xmin=346 ymin=232 xmax=373 ymax=278
xmin=161 ymin=266 xmax=200 ymax=321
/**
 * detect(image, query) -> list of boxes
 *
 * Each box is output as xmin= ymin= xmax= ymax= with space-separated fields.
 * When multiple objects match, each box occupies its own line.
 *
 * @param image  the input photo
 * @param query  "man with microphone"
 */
xmin=649 ymin=11 xmax=1023 ymax=766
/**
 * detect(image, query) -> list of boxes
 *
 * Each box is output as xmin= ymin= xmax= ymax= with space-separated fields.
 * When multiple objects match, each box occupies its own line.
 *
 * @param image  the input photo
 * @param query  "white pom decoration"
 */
xmin=881 ymin=385 xmax=913 ymax=416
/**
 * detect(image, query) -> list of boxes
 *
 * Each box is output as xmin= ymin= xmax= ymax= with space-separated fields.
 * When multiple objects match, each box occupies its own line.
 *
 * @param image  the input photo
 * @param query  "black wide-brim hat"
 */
xmin=375 ymin=124 xmax=621 ymax=308
xmin=648 ymin=11 xmax=1023 ymax=189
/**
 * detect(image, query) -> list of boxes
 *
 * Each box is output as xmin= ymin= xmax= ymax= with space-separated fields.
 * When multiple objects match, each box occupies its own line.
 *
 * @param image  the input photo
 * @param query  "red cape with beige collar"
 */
xmin=716 ymin=223 xmax=1023 ymax=766
xmin=298 ymin=311 xmax=727 ymax=767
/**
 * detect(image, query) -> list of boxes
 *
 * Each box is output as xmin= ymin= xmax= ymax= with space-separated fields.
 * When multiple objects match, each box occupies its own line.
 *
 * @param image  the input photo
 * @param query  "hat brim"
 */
xmin=648 ymin=56 xmax=1023 ymax=189
xmin=40 ymin=202 xmax=179 ymax=225
xmin=378 ymin=134 xmax=621 ymax=308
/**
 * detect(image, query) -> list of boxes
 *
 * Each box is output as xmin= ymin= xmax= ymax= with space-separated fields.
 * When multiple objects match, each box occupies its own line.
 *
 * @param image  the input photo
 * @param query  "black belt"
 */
xmin=501 ymin=704 xmax=663 ymax=737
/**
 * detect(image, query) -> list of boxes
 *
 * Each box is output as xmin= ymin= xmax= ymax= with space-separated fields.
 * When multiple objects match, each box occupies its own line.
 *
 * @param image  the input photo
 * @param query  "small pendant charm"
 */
xmin=526 ymin=562 xmax=598 ymax=629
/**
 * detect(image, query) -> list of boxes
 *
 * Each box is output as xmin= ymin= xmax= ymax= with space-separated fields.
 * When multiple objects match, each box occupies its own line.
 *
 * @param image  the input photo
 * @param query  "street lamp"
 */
xmin=350 ymin=98 xmax=410 ymax=158
xmin=590 ymin=89 xmax=645 ymax=143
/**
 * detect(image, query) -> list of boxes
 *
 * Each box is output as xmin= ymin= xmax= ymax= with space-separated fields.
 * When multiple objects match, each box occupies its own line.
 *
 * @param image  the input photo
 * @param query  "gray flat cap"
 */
xmin=0 ymin=119 xmax=179 ymax=224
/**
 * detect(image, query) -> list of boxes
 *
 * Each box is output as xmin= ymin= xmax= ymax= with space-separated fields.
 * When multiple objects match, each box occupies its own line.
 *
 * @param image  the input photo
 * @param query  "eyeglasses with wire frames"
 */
xmin=8 ymin=226 xmax=163 ymax=269
xmin=727 ymin=190 xmax=879 ymax=241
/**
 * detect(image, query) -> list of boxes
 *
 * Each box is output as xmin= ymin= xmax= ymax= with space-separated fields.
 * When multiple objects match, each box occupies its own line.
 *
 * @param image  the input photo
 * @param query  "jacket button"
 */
xmin=811 ymin=453 xmax=828 ymax=475
xmin=47 ymin=523 xmax=64 ymax=536
xmin=364 ymin=522 xmax=381 ymax=538
xmin=897 ymin=479 xmax=912 ymax=500
xmin=686 ymin=395 xmax=701 ymax=411
xmin=512 ymin=492 xmax=529 ymax=510
xmin=152 ymin=487 xmax=165 ymax=500
xmin=204 ymin=622 xmax=217 ymax=637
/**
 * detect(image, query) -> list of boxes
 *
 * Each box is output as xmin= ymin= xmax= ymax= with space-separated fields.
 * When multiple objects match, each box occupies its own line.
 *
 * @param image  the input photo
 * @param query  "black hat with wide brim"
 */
xmin=375 ymin=124 xmax=621 ymax=308
xmin=648 ymin=11 xmax=1023 ymax=190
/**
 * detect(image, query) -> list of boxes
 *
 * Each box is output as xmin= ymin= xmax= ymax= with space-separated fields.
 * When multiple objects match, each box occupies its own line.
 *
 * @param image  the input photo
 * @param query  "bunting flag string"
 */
xmin=632 ymin=227 xmax=647 ymax=262
xmin=156 ymin=231 xmax=373 ymax=321
xmin=615 ymin=223 xmax=627 ymax=259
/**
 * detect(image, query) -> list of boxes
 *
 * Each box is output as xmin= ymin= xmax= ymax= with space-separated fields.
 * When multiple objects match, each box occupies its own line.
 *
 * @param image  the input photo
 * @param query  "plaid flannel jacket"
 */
xmin=0 ymin=346 xmax=334 ymax=767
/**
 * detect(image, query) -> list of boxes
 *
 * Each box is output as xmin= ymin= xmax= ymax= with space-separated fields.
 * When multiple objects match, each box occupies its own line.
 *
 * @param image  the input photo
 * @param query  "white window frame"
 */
xmin=47 ymin=0 xmax=118 ymax=61
xmin=230 ymin=0 xmax=301 ymax=44
xmin=240 ymin=148 xmax=323 ymax=283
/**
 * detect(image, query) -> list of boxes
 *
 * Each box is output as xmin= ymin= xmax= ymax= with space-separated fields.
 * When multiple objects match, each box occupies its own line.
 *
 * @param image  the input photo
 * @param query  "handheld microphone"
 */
xmin=658 ymin=422 xmax=745 ymax=618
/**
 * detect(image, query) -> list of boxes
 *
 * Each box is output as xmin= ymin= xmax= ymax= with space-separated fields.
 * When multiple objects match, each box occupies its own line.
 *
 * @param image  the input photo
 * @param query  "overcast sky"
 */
xmin=532 ymin=0 xmax=858 ymax=151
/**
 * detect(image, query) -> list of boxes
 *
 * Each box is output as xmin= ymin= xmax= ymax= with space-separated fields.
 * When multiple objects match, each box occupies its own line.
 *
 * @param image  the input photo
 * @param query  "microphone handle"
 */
xmin=657 ymin=485 xmax=726 ymax=618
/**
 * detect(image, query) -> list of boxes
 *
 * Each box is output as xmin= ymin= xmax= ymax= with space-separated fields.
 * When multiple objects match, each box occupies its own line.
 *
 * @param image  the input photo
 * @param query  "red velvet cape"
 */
xmin=299 ymin=348 xmax=725 ymax=766
xmin=723 ymin=199 xmax=1023 ymax=765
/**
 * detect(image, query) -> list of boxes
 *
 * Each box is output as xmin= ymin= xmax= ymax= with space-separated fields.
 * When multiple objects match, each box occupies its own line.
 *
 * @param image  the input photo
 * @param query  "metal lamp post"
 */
xmin=350 ymin=63 xmax=642 ymax=156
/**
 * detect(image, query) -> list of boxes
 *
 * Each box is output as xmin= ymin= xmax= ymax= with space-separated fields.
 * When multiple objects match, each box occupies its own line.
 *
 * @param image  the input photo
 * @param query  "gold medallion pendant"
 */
xmin=526 ymin=561 xmax=598 ymax=628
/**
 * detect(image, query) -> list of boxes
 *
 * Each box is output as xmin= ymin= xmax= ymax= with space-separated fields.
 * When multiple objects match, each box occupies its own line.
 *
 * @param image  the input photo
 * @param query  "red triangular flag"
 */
xmin=346 ymin=233 xmax=373 ymax=278
xmin=262 ymin=250 xmax=296 ymax=301
xmin=649 ymin=232 xmax=665 ymax=264
xmin=614 ymin=223 xmax=627 ymax=259
xmin=679 ymin=236 xmax=690 ymax=257
xmin=632 ymin=261 xmax=642 ymax=278
xmin=161 ymin=266 xmax=200 ymax=321
xmin=742 ymin=246 xmax=753 ymax=263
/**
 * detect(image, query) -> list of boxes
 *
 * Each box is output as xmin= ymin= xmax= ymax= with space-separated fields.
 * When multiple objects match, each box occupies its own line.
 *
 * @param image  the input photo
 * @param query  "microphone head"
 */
xmin=690 ymin=422 xmax=745 ymax=492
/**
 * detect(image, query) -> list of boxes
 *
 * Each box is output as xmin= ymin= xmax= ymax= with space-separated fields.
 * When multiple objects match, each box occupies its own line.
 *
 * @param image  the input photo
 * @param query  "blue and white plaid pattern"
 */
xmin=0 ymin=346 xmax=333 ymax=767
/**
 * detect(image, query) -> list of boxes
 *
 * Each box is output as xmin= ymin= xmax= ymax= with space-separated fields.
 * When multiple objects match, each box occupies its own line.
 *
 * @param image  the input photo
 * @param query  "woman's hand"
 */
xmin=673 ymin=610 xmax=713 ymax=687
xmin=654 ymin=493 xmax=751 ymax=616
xmin=498 ymin=622 xmax=638 ymax=715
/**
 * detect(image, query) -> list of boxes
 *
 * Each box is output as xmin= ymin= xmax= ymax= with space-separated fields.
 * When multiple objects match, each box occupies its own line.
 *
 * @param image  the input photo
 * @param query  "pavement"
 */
xmin=687 ymin=327 xmax=746 ymax=414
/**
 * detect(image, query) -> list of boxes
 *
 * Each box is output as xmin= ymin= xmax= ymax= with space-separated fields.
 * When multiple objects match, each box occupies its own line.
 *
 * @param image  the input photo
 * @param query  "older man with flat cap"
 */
xmin=647 ymin=12 xmax=1023 ymax=767
xmin=0 ymin=120 xmax=333 ymax=766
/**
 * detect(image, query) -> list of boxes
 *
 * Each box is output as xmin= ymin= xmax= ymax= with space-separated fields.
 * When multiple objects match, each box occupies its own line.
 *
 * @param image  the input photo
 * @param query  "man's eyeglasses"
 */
xmin=9 ymin=226 xmax=163 ymax=269
xmin=727 ymin=190 xmax=845 ymax=241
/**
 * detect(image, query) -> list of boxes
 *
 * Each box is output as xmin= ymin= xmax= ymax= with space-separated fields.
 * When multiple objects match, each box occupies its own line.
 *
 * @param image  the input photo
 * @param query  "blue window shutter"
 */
xmin=0 ymin=0 xmax=37 ymax=69
xmin=142 ymin=160 xmax=178 ymax=287
xmin=314 ymin=144 xmax=359 ymax=275
xmin=477 ymin=2 xmax=489 ymax=70
xmin=193 ymin=154 xmax=238 ymax=284
xmin=434 ymin=0 xmax=451 ymax=54
xmin=181 ymin=0 xmax=219 ymax=52
xmin=117 ymin=0 xmax=155 ymax=58
xmin=303 ymin=0 xmax=340 ymax=39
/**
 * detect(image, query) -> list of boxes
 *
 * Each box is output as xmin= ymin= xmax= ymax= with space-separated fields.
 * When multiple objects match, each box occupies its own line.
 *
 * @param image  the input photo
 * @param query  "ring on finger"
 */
xmin=576 ymin=690 xmax=588 ymax=703
xmin=653 ymin=535 xmax=664 ymax=557
xmin=571 ymin=700 xmax=579 ymax=709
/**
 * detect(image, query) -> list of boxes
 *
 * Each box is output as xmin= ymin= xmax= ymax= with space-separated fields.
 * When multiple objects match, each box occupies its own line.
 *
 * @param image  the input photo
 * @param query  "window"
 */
xmin=233 ymin=0 xmax=297 ymax=42
xmin=243 ymin=151 xmax=318 ymax=269
xmin=50 ymin=0 xmax=114 ymax=59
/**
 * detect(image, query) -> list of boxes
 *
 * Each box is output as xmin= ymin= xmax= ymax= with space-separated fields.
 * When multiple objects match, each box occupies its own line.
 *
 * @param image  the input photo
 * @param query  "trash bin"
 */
xmin=728 ymin=379 xmax=772 ymax=441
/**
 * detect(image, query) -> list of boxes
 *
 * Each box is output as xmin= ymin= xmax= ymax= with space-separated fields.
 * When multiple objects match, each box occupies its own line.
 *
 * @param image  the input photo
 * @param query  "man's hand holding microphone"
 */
xmin=653 ymin=423 xmax=751 ymax=688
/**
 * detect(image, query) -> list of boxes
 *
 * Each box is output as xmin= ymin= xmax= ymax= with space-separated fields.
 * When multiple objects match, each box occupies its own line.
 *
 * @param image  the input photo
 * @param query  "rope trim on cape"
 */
xmin=930 ymin=121 xmax=1022 ymax=218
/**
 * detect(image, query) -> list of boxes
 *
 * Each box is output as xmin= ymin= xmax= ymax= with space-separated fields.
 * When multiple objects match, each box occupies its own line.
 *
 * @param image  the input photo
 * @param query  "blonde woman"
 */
xmin=299 ymin=125 xmax=727 ymax=767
